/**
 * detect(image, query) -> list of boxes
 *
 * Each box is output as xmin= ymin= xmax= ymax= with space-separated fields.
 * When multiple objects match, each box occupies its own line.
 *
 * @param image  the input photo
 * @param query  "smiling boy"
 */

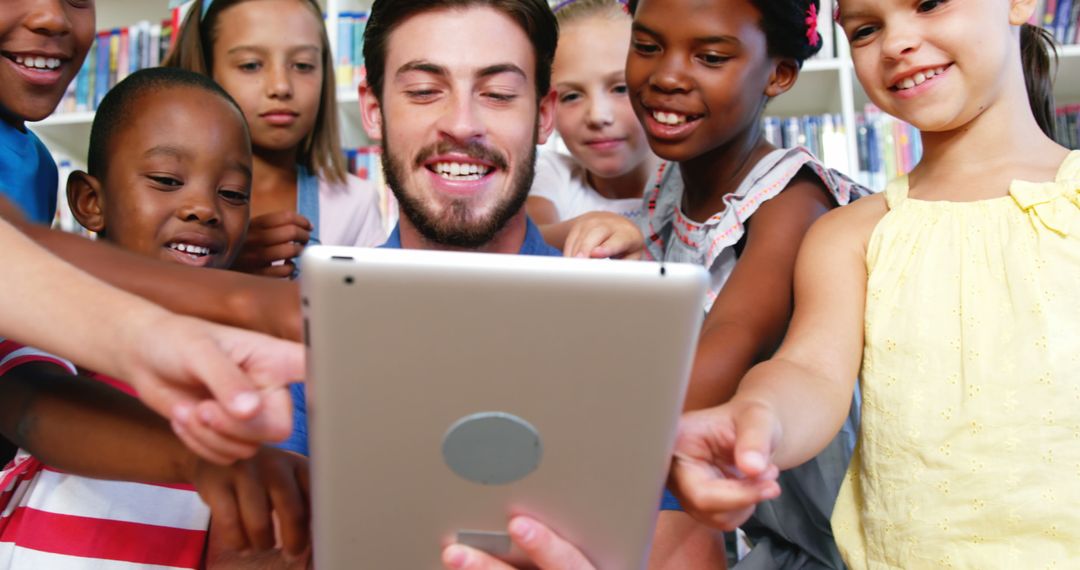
xmin=0 ymin=67 xmax=310 ymax=568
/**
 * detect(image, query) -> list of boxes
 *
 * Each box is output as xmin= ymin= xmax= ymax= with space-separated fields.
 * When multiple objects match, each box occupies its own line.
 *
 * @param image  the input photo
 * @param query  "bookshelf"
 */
xmin=27 ymin=0 xmax=1080 ymax=187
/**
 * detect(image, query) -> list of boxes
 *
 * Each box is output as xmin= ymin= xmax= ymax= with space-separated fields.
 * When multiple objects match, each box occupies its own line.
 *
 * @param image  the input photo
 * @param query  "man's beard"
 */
xmin=381 ymin=125 xmax=536 ymax=250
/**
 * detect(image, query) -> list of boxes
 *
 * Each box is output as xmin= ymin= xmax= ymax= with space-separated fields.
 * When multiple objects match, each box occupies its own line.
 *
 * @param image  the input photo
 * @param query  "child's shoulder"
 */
xmin=810 ymin=192 xmax=890 ymax=250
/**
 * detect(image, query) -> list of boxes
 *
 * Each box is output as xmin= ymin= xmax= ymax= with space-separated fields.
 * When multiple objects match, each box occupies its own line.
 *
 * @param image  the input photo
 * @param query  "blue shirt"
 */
xmin=0 ymin=119 xmax=58 ymax=225
xmin=276 ymin=217 xmax=561 ymax=457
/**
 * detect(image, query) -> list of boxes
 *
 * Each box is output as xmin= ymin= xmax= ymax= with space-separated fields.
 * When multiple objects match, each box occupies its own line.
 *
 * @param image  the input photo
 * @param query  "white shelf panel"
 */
xmin=96 ymin=0 xmax=170 ymax=30
xmin=32 ymin=112 xmax=94 ymax=127
xmin=336 ymin=90 xmax=370 ymax=148
xmin=1056 ymin=45 xmax=1080 ymax=105
xmin=768 ymin=64 xmax=845 ymax=117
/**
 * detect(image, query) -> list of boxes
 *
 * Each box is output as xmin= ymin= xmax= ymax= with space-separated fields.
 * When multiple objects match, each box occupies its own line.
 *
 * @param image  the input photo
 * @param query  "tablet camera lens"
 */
xmin=344 ymin=276 xmax=354 ymax=285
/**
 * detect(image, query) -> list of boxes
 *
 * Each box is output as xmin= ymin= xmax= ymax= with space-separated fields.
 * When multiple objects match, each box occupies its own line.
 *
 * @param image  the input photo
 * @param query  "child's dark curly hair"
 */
xmin=630 ymin=0 xmax=825 ymax=66
xmin=749 ymin=0 xmax=824 ymax=66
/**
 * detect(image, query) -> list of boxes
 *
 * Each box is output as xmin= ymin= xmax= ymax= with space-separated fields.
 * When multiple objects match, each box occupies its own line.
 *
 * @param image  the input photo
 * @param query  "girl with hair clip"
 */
xmin=669 ymin=0 xmax=1080 ymax=567
xmin=624 ymin=0 xmax=869 ymax=567
xmin=166 ymin=0 xmax=386 ymax=279
xmin=527 ymin=0 xmax=661 ymax=252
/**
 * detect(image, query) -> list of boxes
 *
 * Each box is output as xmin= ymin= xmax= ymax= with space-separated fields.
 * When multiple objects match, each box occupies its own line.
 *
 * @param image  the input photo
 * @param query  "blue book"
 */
xmin=762 ymin=116 xmax=783 ymax=148
xmin=74 ymin=40 xmax=93 ymax=111
xmin=1055 ymin=0 xmax=1073 ymax=42
xmin=94 ymin=31 xmax=110 ymax=108
xmin=782 ymin=116 xmax=801 ymax=149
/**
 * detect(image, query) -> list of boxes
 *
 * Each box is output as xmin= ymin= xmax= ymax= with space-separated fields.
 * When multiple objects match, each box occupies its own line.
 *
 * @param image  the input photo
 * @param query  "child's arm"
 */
xmin=647 ymin=511 xmax=727 ymax=569
xmin=669 ymin=196 xmax=883 ymax=530
xmin=0 ymin=362 xmax=311 ymax=556
xmin=683 ymin=172 xmax=834 ymax=411
xmin=0 ymin=195 xmax=301 ymax=342
xmin=1 ymin=201 xmax=302 ymax=454
xmin=526 ymin=192 xmax=644 ymax=259
xmin=0 ymin=361 xmax=195 ymax=480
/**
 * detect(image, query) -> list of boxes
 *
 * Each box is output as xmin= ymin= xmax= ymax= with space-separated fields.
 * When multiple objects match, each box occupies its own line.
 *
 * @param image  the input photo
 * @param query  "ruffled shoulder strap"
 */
xmin=882 ymin=176 xmax=910 ymax=210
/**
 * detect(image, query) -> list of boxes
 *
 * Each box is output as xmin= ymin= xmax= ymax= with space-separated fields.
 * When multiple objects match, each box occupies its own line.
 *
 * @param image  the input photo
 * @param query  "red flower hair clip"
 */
xmin=805 ymin=3 xmax=821 ymax=47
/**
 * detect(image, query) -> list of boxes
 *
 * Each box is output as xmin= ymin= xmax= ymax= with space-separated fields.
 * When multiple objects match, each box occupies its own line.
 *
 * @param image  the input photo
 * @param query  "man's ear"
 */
xmin=764 ymin=58 xmax=800 ymax=99
xmin=358 ymin=80 xmax=384 ymax=141
xmin=535 ymin=88 xmax=557 ymax=145
xmin=66 ymin=170 xmax=106 ymax=233
xmin=1009 ymin=0 xmax=1038 ymax=25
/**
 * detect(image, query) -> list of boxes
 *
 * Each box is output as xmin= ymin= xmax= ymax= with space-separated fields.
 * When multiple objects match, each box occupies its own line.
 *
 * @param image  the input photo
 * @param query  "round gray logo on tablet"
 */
xmin=442 ymin=412 xmax=542 ymax=485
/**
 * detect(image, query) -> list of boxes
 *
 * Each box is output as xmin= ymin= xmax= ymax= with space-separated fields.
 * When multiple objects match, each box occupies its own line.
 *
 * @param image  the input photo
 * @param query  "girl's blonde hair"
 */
xmin=164 ymin=0 xmax=347 ymax=184
xmin=553 ymin=0 xmax=630 ymax=26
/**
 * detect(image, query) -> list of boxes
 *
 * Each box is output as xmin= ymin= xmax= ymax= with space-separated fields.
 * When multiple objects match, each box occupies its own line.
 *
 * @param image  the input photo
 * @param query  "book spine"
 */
xmin=1056 ymin=0 xmax=1074 ymax=42
xmin=117 ymin=28 xmax=129 ymax=82
xmin=337 ymin=13 xmax=353 ymax=90
xmin=94 ymin=31 xmax=109 ymax=107
xmin=150 ymin=23 xmax=162 ymax=68
xmin=108 ymin=29 xmax=120 ymax=89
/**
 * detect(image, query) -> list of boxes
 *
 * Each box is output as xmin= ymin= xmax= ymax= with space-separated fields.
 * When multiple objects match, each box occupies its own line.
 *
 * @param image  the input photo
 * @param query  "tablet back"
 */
xmin=301 ymin=246 xmax=707 ymax=569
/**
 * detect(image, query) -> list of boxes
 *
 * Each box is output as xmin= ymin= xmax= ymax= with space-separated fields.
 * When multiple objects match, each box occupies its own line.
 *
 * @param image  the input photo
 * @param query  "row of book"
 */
xmin=335 ymin=12 xmax=369 ymax=93
xmin=54 ymin=9 xmax=184 ymax=115
xmin=762 ymin=114 xmax=853 ymax=177
xmin=1055 ymin=104 xmax=1080 ymax=149
xmin=1035 ymin=0 xmax=1080 ymax=45
xmin=854 ymin=106 xmax=922 ymax=192
xmin=764 ymin=107 xmax=923 ymax=191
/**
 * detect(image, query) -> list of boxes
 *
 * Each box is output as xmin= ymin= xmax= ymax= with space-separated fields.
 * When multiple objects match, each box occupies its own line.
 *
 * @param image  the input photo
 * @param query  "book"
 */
xmin=56 ymin=20 xmax=176 ymax=114
xmin=1054 ymin=0 xmax=1073 ymax=43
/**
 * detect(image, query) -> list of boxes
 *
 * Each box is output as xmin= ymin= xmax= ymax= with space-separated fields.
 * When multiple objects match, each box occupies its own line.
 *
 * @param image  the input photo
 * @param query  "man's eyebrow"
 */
xmin=395 ymin=60 xmax=448 ymax=79
xmin=143 ymin=145 xmax=192 ymax=160
xmin=477 ymin=63 xmax=526 ymax=81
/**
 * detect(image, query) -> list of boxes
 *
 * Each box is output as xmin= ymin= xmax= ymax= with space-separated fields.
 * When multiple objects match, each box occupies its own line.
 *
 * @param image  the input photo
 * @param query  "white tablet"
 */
xmin=301 ymin=246 xmax=707 ymax=569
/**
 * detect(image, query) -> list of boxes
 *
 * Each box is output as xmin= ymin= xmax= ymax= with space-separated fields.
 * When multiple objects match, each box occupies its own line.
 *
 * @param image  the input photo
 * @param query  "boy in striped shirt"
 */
xmin=0 ymin=68 xmax=309 ymax=569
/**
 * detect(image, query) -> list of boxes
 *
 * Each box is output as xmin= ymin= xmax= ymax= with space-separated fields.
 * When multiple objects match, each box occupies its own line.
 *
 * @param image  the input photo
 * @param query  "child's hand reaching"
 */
xmin=189 ymin=446 xmax=310 ymax=559
xmin=234 ymin=212 xmax=313 ymax=278
xmin=562 ymin=211 xmax=644 ymax=260
xmin=668 ymin=402 xmax=783 ymax=531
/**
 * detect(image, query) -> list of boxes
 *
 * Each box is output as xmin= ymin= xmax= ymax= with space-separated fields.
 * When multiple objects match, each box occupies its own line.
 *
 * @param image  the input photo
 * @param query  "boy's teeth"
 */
xmin=432 ymin=162 xmax=490 ymax=180
xmin=13 ymin=55 xmax=61 ymax=70
xmin=169 ymin=243 xmax=210 ymax=256
xmin=652 ymin=111 xmax=688 ymax=126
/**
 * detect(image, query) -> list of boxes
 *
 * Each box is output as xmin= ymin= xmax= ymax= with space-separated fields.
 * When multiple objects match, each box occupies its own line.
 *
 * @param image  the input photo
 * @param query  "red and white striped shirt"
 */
xmin=0 ymin=338 xmax=210 ymax=569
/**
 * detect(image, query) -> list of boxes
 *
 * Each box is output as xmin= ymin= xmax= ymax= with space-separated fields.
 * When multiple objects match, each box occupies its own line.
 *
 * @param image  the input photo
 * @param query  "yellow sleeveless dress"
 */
xmin=831 ymin=151 xmax=1080 ymax=568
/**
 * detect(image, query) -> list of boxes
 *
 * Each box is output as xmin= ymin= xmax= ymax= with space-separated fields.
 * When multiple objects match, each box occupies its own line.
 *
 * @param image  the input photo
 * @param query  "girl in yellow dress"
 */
xmin=667 ymin=0 xmax=1080 ymax=567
